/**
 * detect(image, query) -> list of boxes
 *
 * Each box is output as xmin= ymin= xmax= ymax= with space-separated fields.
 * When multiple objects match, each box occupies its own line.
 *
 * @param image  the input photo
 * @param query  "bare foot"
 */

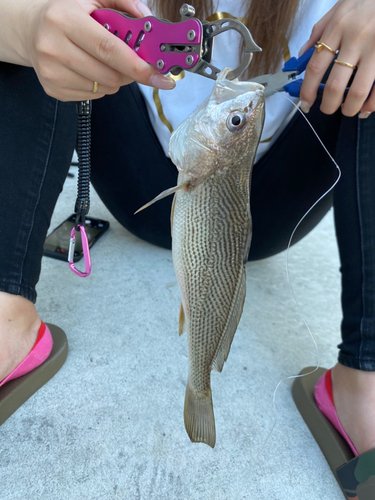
xmin=332 ymin=362 xmax=375 ymax=455
xmin=0 ymin=292 xmax=41 ymax=382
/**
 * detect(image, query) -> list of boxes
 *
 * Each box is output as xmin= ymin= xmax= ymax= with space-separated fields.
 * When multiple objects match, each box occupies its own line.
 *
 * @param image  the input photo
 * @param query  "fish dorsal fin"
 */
xmin=211 ymin=268 xmax=246 ymax=372
xmin=134 ymin=182 xmax=189 ymax=214
xmin=179 ymin=302 xmax=185 ymax=336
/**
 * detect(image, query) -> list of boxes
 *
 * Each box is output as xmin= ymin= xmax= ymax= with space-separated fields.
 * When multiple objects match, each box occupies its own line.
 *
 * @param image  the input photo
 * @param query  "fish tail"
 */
xmin=184 ymin=383 xmax=216 ymax=448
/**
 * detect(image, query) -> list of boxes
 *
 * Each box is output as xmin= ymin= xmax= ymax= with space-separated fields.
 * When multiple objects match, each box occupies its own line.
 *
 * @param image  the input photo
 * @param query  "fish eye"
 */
xmin=226 ymin=111 xmax=246 ymax=132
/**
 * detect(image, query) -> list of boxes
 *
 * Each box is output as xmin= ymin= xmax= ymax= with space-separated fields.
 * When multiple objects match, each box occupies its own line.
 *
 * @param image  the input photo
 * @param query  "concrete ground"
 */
xmin=0 ymin=168 xmax=344 ymax=499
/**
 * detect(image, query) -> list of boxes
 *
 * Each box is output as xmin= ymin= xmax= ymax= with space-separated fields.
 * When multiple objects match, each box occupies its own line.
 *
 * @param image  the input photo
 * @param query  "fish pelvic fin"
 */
xmin=178 ymin=302 xmax=185 ymax=336
xmin=184 ymin=383 xmax=216 ymax=448
xmin=212 ymin=269 xmax=246 ymax=373
xmin=134 ymin=182 xmax=190 ymax=214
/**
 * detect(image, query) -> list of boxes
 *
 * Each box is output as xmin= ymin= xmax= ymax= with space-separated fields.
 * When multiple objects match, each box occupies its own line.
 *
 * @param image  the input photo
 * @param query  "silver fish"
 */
xmin=136 ymin=69 xmax=264 ymax=447
xmin=169 ymin=69 xmax=264 ymax=448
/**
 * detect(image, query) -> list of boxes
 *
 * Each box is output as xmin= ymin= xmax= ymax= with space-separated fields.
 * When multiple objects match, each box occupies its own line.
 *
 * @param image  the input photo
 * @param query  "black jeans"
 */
xmin=1 ymin=62 xmax=375 ymax=370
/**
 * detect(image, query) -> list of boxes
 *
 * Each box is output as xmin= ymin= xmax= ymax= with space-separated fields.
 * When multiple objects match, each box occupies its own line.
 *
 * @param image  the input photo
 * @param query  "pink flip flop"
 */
xmin=293 ymin=367 xmax=375 ymax=499
xmin=0 ymin=323 xmax=68 ymax=425
xmin=314 ymin=368 xmax=358 ymax=457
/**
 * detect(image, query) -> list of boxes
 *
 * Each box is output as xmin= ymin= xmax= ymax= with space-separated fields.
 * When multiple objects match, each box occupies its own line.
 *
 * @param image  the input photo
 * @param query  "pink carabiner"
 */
xmin=68 ymin=225 xmax=92 ymax=277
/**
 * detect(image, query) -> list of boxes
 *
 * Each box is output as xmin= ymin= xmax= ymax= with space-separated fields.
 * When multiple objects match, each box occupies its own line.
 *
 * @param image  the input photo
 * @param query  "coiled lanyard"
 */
xmin=68 ymin=100 xmax=92 ymax=277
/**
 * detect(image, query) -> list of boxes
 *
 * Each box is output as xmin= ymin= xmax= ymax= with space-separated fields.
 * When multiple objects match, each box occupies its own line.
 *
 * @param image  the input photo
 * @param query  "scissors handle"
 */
xmin=283 ymin=47 xmax=315 ymax=74
xmin=284 ymin=80 xmax=325 ymax=98
xmin=283 ymin=48 xmax=374 ymax=98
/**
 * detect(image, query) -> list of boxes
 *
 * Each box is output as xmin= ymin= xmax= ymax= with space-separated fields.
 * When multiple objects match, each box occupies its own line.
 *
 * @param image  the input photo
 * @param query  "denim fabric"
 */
xmin=1 ymin=61 xmax=374 ymax=369
xmin=335 ymin=113 xmax=375 ymax=370
xmin=0 ymin=63 xmax=77 ymax=302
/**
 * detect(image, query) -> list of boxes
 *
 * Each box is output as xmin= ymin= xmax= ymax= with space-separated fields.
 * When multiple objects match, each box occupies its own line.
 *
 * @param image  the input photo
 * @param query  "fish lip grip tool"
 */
xmin=91 ymin=3 xmax=262 ymax=81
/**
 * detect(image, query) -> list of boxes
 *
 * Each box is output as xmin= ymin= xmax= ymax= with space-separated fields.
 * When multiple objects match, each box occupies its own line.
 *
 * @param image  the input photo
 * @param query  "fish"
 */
xmin=136 ymin=68 xmax=264 ymax=447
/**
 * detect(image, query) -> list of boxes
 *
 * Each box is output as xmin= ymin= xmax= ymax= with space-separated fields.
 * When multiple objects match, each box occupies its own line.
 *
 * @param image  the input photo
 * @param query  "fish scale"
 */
xmin=173 ymin=173 xmax=250 ymax=360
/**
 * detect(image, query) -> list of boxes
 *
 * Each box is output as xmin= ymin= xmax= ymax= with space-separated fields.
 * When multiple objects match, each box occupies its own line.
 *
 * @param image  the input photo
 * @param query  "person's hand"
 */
xmin=2 ymin=0 xmax=175 ymax=101
xmin=299 ymin=0 xmax=375 ymax=119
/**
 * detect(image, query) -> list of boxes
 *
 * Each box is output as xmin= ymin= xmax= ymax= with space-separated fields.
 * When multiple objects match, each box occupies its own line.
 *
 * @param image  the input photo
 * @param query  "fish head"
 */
xmin=169 ymin=68 xmax=265 ymax=180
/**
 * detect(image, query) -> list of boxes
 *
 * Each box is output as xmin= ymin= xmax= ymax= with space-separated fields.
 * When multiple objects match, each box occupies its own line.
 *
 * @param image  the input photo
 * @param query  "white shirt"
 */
xmin=138 ymin=0 xmax=337 ymax=163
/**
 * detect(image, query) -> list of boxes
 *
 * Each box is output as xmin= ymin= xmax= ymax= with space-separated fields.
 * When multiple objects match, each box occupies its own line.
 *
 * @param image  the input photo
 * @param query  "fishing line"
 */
xmin=258 ymin=91 xmax=342 ymax=456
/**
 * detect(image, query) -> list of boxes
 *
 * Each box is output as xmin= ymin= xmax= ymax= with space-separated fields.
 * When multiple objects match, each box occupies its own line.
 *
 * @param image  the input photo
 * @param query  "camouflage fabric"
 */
xmin=336 ymin=448 xmax=375 ymax=499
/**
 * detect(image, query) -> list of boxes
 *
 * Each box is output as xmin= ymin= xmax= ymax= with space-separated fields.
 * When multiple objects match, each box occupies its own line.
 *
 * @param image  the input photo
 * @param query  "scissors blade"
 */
xmin=250 ymin=71 xmax=297 ymax=97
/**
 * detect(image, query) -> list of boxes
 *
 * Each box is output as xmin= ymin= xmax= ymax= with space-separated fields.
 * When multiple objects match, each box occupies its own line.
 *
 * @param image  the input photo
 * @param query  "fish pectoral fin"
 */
xmin=178 ymin=302 xmax=185 ymax=336
xmin=134 ymin=182 xmax=190 ymax=214
xmin=184 ymin=383 xmax=216 ymax=448
xmin=170 ymin=192 xmax=178 ymax=235
xmin=212 ymin=269 xmax=246 ymax=373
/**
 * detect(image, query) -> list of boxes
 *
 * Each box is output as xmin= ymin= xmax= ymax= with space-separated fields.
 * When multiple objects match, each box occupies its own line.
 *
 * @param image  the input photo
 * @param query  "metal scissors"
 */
xmin=250 ymin=47 xmax=324 ymax=97
xmin=249 ymin=46 xmax=360 ymax=98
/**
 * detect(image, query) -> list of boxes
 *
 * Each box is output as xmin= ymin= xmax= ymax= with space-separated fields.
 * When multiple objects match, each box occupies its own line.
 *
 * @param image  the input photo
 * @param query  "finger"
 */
xmin=41 ymin=79 xmax=108 ymax=101
xmin=298 ymin=5 xmax=338 ymax=56
xmin=39 ymin=64 xmax=120 ymax=101
xmin=299 ymin=39 xmax=338 ymax=110
xmin=359 ymin=81 xmax=375 ymax=118
xmin=65 ymin=8 xmax=175 ymax=89
xmin=56 ymin=90 xmax=107 ymax=102
xmin=320 ymin=49 xmax=359 ymax=115
xmin=342 ymin=63 xmax=375 ymax=117
xmin=52 ymin=37 xmax=134 ymax=90
xmin=32 ymin=11 xmax=133 ymax=94
xmin=70 ymin=78 xmax=119 ymax=96
xmin=95 ymin=0 xmax=152 ymax=18
xmin=299 ymin=22 xmax=327 ymax=57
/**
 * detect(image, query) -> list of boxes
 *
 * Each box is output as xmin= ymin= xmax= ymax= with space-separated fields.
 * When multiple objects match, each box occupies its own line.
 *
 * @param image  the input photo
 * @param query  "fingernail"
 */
xmin=300 ymin=101 xmax=310 ymax=114
xmin=359 ymin=111 xmax=371 ymax=119
xmin=136 ymin=1 xmax=152 ymax=17
xmin=150 ymin=73 xmax=176 ymax=90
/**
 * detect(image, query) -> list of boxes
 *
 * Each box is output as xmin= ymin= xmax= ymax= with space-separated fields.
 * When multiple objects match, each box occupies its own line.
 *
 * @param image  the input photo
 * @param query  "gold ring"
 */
xmin=314 ymin=41 xmax=336 ymax=55
xmin=92 ymin=81 xmax=99 ymax=94
xmin=334 ymin=59 xmax=356 ymax=69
